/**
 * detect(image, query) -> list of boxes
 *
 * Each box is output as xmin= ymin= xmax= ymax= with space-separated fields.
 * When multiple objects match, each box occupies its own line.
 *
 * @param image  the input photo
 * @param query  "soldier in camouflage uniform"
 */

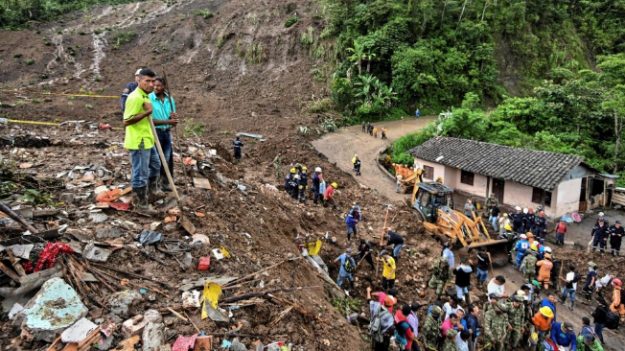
xmin=507 ymin=294 xmax=526 ymax=348
xmin=442 ymin=328 xmax=458 ymax=351
xmin=428 ymin=257 xmax=450 ymax=297
xmin=422 ymin=305 xmax=443 ymax=351
xmin=521 ymin=249 xmax=538 ymax=282
xmin=484 ymin=299 xmax=509 ymax=351
xmin=272 ymin=153 xmax=282 ymax=180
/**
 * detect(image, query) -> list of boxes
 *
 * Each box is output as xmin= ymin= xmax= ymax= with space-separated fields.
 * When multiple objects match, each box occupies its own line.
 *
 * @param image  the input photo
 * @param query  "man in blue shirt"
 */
xmin=148 ymin=77 xmax=178 ymax=191
xmin=334 ymin=248 xmax=355 ymax=289
xmin=120 ymin=68 xmax=143 ymax=114
xmin=550 ymin=321 xmax=577 ymax=350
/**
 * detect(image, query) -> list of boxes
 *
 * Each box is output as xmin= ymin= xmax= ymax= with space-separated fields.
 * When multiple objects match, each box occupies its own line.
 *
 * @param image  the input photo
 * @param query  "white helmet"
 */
xmin=523 ymin=208 xmax=529 ymax=214
xmin=520 ymin=234 xmax=527 ymax=239
xmin=315 ymin=167 xmax=322 ymax=173
xmin=514 ymin=206 xmax=521 ymax=211
xmin=599 ymin=212 xmax=605 ymax=217
xmin=544 ymin=246 xmax=552 ymax=253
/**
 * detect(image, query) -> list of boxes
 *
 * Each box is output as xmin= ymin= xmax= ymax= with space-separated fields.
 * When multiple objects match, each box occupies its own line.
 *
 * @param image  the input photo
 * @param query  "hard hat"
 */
xmin=302 ymin=166 xmax=307 ymax=172
xmin=588 ymin=261 xmax=597 ymax=268
xmin=354 ymin=153 xmax=358 ymax=158
xmin=503 ymin=213 xmax=508 ymax=217
xmin=515 ymin=206 xmax=521 ymax=211
xmin=523 ymin=208 xmax=528 ymax=214
xmin=539 ymin=306 xmax=554 ymax=318
xmin=504 ymin=223 xmax=512 ymax=231
xmin=290 ymin=167 xmax=296 ymax=174
xmin=294 ymin=174 xmax=300 ymax=180
xmin=331 ymin=182 xmax=338 ymax=188
xmin=315 ymin=167 xmax=322 ymax=173
xmin=520 ymin=234 xmax=527 ymax=239
xmin=544 ymin=246 xmax=552 ymax=253
xmin=612 ymin=278 xmax=622 ymax=287
xmin=599 ymin=212 xmax=605 ymax=217
xmin=384 ymin=295 xmax=397 ymax=307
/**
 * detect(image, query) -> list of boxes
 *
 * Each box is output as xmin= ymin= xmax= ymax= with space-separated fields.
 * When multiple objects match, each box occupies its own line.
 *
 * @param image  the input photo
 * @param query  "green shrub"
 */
xmin=111 ymin=30 xmax=137 ymax=49
xmin=195 ymin=9 xmax=213 ymax=20
xmin=284 ymin=15 xmax=299 ymax=28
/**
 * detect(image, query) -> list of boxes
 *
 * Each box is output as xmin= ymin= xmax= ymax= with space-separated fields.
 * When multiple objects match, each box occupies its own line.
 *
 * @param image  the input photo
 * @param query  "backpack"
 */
xmin=343 ymin=257 xmax=355 ymax=273
xmin=606 ymin=310 xmax=620 ymax=330
xmin=393 ymin=321 xmax=410 ymax=348
xmin=369 ymin=305 xmax=394 ymax=342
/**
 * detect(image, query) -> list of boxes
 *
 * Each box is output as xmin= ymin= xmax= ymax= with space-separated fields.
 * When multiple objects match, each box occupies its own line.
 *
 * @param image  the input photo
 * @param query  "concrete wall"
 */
xmin=416 ymin=158 xmax=446 ymax=182
xmin=455 ymin=172 xmax=488 ymax=198
xmin=554 ymin=178 xmax=582 ymax=216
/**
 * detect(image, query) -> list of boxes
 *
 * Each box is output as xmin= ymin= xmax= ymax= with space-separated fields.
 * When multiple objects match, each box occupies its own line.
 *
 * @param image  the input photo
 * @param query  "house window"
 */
xmin=423 ymin=165 xmax=434 ymax=180
xmin=532 ymin=187 xmax=552 ymax=207
xmin=460 ymin=170 xmax=474 ymax=186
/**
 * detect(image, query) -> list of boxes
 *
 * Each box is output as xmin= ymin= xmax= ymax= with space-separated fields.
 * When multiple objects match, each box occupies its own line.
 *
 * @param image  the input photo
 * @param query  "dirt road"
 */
xmin=312 ymin=117 xmax=435 ymax=202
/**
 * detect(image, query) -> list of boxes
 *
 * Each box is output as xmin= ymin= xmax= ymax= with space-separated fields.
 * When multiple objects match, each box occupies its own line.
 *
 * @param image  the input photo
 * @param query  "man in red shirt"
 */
xmin=323 ymin=182 xmax=337 ymax=209
xmin=555 ymin=220 xmax=567 ymax=246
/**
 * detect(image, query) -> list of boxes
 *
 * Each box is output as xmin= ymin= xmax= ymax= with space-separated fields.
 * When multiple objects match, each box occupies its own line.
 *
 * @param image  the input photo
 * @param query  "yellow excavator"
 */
xmin=394 ymin=164 xmax=510 ymax=251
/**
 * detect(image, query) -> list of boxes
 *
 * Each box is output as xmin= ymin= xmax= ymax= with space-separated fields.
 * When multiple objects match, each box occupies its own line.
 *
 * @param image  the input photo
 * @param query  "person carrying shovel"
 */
xmin=123 ymin=68 xmax=160 ymax=213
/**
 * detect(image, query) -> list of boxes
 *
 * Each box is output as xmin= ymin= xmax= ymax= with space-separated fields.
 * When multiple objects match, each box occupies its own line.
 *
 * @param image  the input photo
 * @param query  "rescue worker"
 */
xmin=507 ymin=294 xmax=526 ymax=349
xmin=532 ymin=210 xmax=547 ymax=239
xmin=349 ymin=202 xmax=362 ymax=221
xmin=531 ymin=306 xmax=554 ymax=349
xmin=523 ymin=208 xmax=535 ymax=235
xmin=536 ymin=252 xmax=554 ymax=289
xmin=576 ymin=334 xmax=604 ymax=351
xmin=484 ymin=300 xmax=509 ymax=351
xmin=311 ymin=167 xmax=322 ymax=204
xmin=521 ymin=247 xmax=538 ymax=282
xmin=384 ymin=229 xmax=405 ymax=261
xmin=272 ymin=153 xmax=282 ymax=180
xmin=422 ymin=305 xmax=443 ymax=351
xmin=592 ymin=219 xmax=609 ymax=254
xmin=550 ymin=321 xmax=577 ymax=350
xmin=289 ymin=174 xmax=300 ymax=200
xmin=367 ymin=286 xmax=395 ymax=351
xmin=609 ymin=220 xmax=624 ymax=256
xmin=463 ymin=199 xmax=475 ymax=218
xmin=298 ymin=166 xmax=308 ymax=202
xmin=582 ymin=261 xmax=598 ymax=300
xmin=514 ymin=233 xmax=530 ymax=268
xmin=428 ymin=257 xmax=450 ymax=298
xmin=284 ymin=167 xmax=296 ymax=196
xmin=511 ymin=206 xmax=524 ymax=233
xmin=232 ymin=136 xmax=243 ymax=161
xmin=345 ymin=213 xmax=357 ymax=241
xmin=609 ymin=278 xmax=625 ymax=322
xmin=355 ymin=239 xmax=374 ymax=270
xmin=323 ymin=182 xmax=338 ymax=208
xmin=498 ymin=213 xmax=512 ymax=236
xmin=334 ymin=248 xmax=356 ymax=289
xmin=380 ymin=254 xmax=396 ymax=291
xmin=352 ymin=154 xmax=361 ymax=176
xmin=554 ymin=219 xmax=567 ymax=246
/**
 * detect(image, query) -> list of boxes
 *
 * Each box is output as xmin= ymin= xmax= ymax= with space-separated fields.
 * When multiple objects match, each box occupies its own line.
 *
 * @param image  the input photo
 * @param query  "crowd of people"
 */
xmin=362 ymin=121 xmax=387 ymax=139
xmin=281 ymin=163 xmax=339 ymax=207
xmin=331 ymin=194 xmax=625 ymax=351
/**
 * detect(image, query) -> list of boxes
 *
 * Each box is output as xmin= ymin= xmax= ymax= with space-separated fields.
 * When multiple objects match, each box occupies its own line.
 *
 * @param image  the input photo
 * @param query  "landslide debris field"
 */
xmin=0 ymin=0 xmax=434 ymax=349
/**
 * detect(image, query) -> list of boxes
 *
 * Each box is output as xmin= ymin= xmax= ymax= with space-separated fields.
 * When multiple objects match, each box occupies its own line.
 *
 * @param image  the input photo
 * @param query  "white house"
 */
xmin=410 ymin=137 xmax=609 ymax=217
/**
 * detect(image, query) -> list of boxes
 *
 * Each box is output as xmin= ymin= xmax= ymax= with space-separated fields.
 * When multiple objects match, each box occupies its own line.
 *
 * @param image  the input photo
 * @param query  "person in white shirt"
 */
xmin=443 ymin=297 xmax=463 ymax=320
xmin=560 ymin=265 xmax=578 ymax=310
xmin=487 ymin=275 xmax=507 ymax=301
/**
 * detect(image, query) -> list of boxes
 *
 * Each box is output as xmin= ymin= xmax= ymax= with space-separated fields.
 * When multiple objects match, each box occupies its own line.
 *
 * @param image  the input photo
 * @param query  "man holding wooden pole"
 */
xmin=122 ymin=68 xmax=161 ymax=213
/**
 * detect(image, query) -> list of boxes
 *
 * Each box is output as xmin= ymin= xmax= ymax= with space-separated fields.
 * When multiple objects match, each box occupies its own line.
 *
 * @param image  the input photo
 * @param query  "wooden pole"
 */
xmin=486 ymin=252 xmax=495 ymax=277
xmin=0 ymin=201 xmax=38 ymax=233
xmin=380 ymin=205 xmax=390 ymax=246
xmin=148 ymin=117 xmax=180 ymax=201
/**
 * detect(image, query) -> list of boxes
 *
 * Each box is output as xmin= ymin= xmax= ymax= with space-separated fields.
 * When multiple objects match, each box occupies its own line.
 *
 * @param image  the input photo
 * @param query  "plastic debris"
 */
xmin=138 ymin=230 xmax=163 ymax=246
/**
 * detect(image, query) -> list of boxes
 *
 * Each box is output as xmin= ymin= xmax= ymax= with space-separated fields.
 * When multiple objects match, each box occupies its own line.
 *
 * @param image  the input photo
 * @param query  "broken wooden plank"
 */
xmin=6 ymin=250 xmax=26 ymax=276
xmin=0 ymin=261 xmax=21 ymax=282
xmin=180 ymin=215 xmax=196 ymax=235
xmin=193 ymin=177 xmax=212 ymax=190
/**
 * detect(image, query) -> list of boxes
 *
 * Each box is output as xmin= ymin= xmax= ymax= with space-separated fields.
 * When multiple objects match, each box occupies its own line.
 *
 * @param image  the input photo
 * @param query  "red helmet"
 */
xmin=613 ymin=278 xmax=623 ymax=287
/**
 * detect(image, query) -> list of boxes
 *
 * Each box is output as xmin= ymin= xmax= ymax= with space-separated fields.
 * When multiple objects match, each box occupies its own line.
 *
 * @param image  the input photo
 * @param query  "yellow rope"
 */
xmin=2 ymin=118 xmax=61 ymax=126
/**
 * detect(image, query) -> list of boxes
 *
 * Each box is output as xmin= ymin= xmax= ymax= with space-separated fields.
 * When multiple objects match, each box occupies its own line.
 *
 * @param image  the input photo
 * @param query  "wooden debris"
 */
xmin=193 ymin=177 xmax=212 ymax=190
xmin=0 ymin=261 xmax=21 ymax=282
xmin=0 ymin=201 xmax=38 ymax=233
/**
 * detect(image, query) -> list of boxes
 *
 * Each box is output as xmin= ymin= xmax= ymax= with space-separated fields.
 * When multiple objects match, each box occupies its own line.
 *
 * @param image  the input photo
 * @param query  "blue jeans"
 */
xmin=337 ymin=273 xmax=352 ymax=288
xmin=594 ymin=323 xmax=604 ymax=344
xmin=393 ymin=244 xmax=404 ymax=259
xmin=561 ymin=287 xmax=576 ymax=303
xmin=156 ymin=129 xmax=173 ymax=180
xmin=129 ymin=142 xmax=161 ymax=189
xmin=489 ymin=216 xmax=498 ymax=232
xmin=476 ymin=267 xmax=488 ymax=283
xmin=456 ymin=285 xmax=469 ymax=301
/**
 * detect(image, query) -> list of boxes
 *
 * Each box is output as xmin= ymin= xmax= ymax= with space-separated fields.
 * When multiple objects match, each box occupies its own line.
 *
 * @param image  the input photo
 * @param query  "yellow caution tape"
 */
xmin=1 ymin=118 xmax=61 ymax=126
xmin=0 ymin=89 xmax=118 ymax=99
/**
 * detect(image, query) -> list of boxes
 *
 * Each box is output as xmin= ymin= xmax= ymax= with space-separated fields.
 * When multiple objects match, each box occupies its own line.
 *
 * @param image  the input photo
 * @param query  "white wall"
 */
xmin=455 ymin=172 xmax=488 ymax=198
xmin=416 ymin=158 xmax=446 ymax=182
xmin=555 ymin=178 xmax=582 ymax=216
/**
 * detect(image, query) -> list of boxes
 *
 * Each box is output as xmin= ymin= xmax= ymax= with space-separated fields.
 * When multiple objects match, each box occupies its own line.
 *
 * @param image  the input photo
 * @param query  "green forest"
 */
xmin=322 ymin=0 xmax=625 ymax=182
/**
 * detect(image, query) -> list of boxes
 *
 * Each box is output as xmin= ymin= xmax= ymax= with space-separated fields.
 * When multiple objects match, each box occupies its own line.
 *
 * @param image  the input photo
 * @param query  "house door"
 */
xmin=492 ymin=178 xmax=505 ymax=204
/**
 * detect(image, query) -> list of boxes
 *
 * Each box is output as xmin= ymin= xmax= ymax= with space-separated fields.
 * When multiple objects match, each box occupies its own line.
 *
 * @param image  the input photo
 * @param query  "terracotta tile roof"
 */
xmin=410 ymin=137 xmax=586 ymax=190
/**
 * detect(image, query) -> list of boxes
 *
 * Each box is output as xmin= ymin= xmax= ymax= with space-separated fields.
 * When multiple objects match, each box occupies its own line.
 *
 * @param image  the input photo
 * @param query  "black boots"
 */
xmin=134 ymin=187 xmax=157 ymax=215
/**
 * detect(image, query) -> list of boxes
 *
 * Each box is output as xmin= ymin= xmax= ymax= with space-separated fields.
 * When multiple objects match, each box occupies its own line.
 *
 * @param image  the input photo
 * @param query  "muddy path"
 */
xmin=312 ymin=117 xmax=435 ymax=203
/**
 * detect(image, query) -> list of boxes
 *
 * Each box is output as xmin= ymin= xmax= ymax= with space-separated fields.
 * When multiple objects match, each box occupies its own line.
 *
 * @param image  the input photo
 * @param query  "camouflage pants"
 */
xmin=274 ymin=164 xmax=282 ymax=180
xmin=524 ymin=270 xmax=536 ymax=282
xmin=508 ymin=328 xmax=523 ymax=348
xmin=428 ymin=276 xmax=446 ymax=296
xmin=486 ymin=332 xmax=507 ymax=351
